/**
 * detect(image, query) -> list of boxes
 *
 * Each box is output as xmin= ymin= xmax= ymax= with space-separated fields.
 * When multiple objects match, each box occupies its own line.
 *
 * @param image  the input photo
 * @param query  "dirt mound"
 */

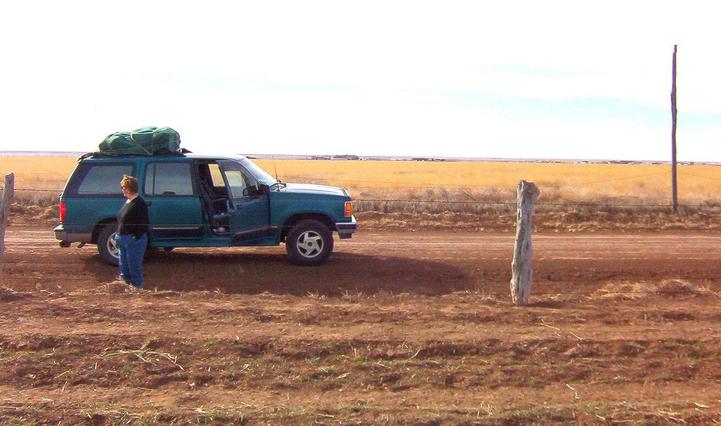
xmin=0 ymin=287 xmax=32 ymax=301
xmin=9 ymin=204 xmax=58 ymax=225
xmin=591 ymin=280 xmax=719 ymax=301
xmin=590 ymin=281 xmax=656 ymax=301
xmin=657 ymin=279 xmax=718 ymax=297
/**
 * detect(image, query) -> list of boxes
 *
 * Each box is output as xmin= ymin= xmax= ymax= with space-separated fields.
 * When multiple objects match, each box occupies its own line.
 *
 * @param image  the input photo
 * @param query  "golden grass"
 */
xmin=0 ymin=156 xmax=77 ymax=190
xmin=254 ymin=159 xmax=721 ymax=205
xmin=3 ymin=155 xmax=721 ymax=206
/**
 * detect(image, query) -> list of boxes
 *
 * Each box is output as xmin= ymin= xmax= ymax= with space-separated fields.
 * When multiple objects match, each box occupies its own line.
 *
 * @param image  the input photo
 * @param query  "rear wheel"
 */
xmin=98 ymin=224 xmax=155 ymax=265
xmin=97 ymin=224 xmax=119 ymax=266
xmin=285 ymin=219 xmax=333 ymax=266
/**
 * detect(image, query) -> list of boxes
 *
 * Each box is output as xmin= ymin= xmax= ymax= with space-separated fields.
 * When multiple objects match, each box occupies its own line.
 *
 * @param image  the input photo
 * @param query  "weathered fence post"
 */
xmin=0 ymin=173 xmax=14 ymax=284
xmin=510 ymin=180 xmax=540 ymax=305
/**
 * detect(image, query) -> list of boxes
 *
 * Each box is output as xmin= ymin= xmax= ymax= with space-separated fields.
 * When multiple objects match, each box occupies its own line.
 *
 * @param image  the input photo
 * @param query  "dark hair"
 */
xmin=120 ymin=175 xmax=139 ymax=194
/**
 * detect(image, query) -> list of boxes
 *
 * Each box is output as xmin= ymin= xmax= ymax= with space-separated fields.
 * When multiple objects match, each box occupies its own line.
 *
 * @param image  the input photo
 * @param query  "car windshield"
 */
xmin=239 ymin=158 xmax=277 ymax=185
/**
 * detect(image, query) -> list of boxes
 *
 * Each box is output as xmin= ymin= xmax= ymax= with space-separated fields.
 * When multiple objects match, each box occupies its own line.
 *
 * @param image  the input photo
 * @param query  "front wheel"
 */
xmin=285 ymin=219 xmax=334 ymax=266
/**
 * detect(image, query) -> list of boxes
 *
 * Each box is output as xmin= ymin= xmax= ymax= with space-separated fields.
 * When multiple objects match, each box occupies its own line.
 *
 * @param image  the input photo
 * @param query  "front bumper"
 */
xmin=54 ymin=225 xmax=93 ymax=244
xmin=335 ymin=216 xmax=357 ymax=239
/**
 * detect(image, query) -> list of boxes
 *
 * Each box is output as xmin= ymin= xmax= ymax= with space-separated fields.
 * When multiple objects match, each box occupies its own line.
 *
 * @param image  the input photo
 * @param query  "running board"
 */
xmin=230 ymin=226 xmax=277 ymax=245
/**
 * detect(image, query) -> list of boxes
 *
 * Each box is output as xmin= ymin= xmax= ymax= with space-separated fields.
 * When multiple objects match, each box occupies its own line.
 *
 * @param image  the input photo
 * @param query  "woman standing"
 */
xmin=115 ymin=175 xmax=149 ymax=288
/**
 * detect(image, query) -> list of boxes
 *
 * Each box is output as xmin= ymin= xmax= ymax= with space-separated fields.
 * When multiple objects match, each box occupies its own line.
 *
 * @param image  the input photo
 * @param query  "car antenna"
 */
xmin=273 ymin=155 xmax=281 ymax=189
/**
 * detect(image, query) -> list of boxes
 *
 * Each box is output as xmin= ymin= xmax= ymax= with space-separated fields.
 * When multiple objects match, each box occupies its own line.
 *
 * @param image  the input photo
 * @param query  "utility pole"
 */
xmin=671 ymin=44 xmax=678 ymax=213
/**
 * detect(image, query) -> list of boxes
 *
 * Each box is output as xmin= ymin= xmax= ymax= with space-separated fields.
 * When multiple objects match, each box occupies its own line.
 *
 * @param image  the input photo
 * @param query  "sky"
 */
xmin=1 ymin=1 xmax=720 ymax=161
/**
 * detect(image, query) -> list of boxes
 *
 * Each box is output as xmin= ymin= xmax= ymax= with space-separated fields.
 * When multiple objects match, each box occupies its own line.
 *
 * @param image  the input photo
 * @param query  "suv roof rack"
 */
xmin=79 ymin=148 xmax=193 ymax=160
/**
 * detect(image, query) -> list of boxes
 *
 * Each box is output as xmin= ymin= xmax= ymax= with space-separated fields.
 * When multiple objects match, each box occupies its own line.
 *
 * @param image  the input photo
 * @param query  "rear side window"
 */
xmin=77 ymin=164 xmax=134 ymax=195
xmin=145 ymin=162 xmax=194 ymax=196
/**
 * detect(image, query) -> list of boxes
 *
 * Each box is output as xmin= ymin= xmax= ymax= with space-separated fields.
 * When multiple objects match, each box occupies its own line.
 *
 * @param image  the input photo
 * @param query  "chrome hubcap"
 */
xmin=296 ymin=230 xmax=323 ymax=258
xmin=107 ymin=232 xmax=119 ymax=259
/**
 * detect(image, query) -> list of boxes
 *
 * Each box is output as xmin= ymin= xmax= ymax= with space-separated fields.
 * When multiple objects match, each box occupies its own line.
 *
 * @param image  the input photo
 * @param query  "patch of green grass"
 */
xmin=692 ymin=341 xmax=705 ymax=351
xmin=506 ymin=407 xmax=550 ymax=422
xmin=200 ymin=338 xmax=223 ymax=348
xmin=611 ymin=375 xmax=629 ymax=383
xmin=326 ymin=354 xmax=348 ymax=363
xmin=662 ymin=339 xmax=681 ymax=349
xmin=304 ymin=356 xmax=321 ymax=365
xmin=120 ymin=364 xmax=133 ymax=378
xmin=353 ymin=355 xmax=371 ymax=368
xmin=622 ymin=342 xmax=646 ymax=355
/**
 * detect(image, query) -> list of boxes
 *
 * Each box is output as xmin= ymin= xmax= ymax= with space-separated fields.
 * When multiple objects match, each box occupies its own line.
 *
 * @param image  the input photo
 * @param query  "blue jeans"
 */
xmin=115 ymin=233 xmax=147 ymax=288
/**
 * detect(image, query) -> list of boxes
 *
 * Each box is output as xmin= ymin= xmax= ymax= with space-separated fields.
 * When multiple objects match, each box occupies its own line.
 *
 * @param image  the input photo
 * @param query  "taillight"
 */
xmin=59 ymin=201 xmax=66 ymax=223
xmin=344 ymin=201 xmax=353 ymax=217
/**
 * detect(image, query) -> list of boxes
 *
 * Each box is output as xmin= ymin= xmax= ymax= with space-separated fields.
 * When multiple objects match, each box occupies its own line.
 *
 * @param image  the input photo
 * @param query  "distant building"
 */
xmin=412 ymin=157 xmax=446 ymax=162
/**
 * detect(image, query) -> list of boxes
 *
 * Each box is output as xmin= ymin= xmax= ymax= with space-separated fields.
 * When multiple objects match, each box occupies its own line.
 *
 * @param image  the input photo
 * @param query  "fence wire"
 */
xmin=11 ymin=187 xmax=721 ymax=209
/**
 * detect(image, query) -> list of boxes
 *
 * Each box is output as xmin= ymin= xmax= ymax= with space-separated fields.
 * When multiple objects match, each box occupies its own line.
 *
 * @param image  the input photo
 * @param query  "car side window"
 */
xmin=77 ymin=164 xmax=134 ymax=194
xmin=218 ymin=160 xmax=258 ymax=197
xmin=222 ymin=170 xmax=248 ymax=197
xmin=145 ymin=162 xmax=194 ymax=196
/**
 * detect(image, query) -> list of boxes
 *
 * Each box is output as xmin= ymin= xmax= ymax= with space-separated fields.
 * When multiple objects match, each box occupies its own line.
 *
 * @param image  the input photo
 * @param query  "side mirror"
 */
xmin=242 ymin=184 xmax=269 ymax=197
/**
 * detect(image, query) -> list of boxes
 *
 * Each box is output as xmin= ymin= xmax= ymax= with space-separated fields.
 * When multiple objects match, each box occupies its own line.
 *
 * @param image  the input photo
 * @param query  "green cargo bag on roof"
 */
xmin=98 ymin=127 xmax=181 ymax=155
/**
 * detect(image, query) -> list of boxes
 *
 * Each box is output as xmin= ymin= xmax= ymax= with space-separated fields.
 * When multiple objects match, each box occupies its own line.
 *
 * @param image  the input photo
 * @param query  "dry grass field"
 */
xmin=256 ymin=159 xmax=721 ymax=204
xmin=4 ymin=155 xmax=721 ymax=202
xmin=4 ymin=154 xmax=721 ymax=231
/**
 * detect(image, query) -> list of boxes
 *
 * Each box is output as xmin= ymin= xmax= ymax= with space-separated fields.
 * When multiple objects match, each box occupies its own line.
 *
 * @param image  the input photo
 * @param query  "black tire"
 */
xmin=285 ymin=219 xmax=334 ymax=266
xmin=97 ymin=224 xmax=120 ymax=266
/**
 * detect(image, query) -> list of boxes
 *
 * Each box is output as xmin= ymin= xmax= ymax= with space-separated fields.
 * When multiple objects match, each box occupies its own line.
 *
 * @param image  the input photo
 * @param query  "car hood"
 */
xmin=277 ymin=183 xmax=347 ymax=197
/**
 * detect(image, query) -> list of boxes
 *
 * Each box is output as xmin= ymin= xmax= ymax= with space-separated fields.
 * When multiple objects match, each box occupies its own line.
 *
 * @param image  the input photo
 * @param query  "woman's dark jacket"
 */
xmin=116 ymin=197 xmax=149 ymax=238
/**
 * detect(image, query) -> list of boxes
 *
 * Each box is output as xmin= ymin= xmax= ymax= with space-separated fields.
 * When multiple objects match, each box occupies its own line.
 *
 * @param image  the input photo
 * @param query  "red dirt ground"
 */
xmin=2 ymin=225 xmax=721 ymax=424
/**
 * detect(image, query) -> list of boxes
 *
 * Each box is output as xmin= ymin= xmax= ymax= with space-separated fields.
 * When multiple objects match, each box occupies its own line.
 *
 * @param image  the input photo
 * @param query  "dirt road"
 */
xmin=2 ymin=226 xmax=721 ymax=424
xmin=6 ymin=226 xmax=721 ymax=295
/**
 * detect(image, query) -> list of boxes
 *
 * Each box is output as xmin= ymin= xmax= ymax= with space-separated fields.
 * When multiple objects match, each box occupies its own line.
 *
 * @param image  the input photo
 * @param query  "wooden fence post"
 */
xmin=510 ymin=180 xmax=540 ymax=305
xmin=0 ymin=173 xmax=15 ymax=284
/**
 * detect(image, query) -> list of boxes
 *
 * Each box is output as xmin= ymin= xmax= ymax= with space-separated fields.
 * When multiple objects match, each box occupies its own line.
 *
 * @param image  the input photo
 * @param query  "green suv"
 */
xmin=54 ymin=152 xmax=356 ymax=266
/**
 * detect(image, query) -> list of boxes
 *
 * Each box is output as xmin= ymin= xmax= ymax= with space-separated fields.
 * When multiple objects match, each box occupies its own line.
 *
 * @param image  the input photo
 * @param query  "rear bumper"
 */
xmin=335 ymin=216 xmax=357 ymax=239
xmin=54 ymin=225 xmax=93 ymax=244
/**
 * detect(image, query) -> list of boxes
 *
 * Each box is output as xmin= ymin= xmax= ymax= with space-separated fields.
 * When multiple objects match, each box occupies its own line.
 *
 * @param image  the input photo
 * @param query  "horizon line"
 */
xmin=0 ymin=150 xmax=716 ymax=166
